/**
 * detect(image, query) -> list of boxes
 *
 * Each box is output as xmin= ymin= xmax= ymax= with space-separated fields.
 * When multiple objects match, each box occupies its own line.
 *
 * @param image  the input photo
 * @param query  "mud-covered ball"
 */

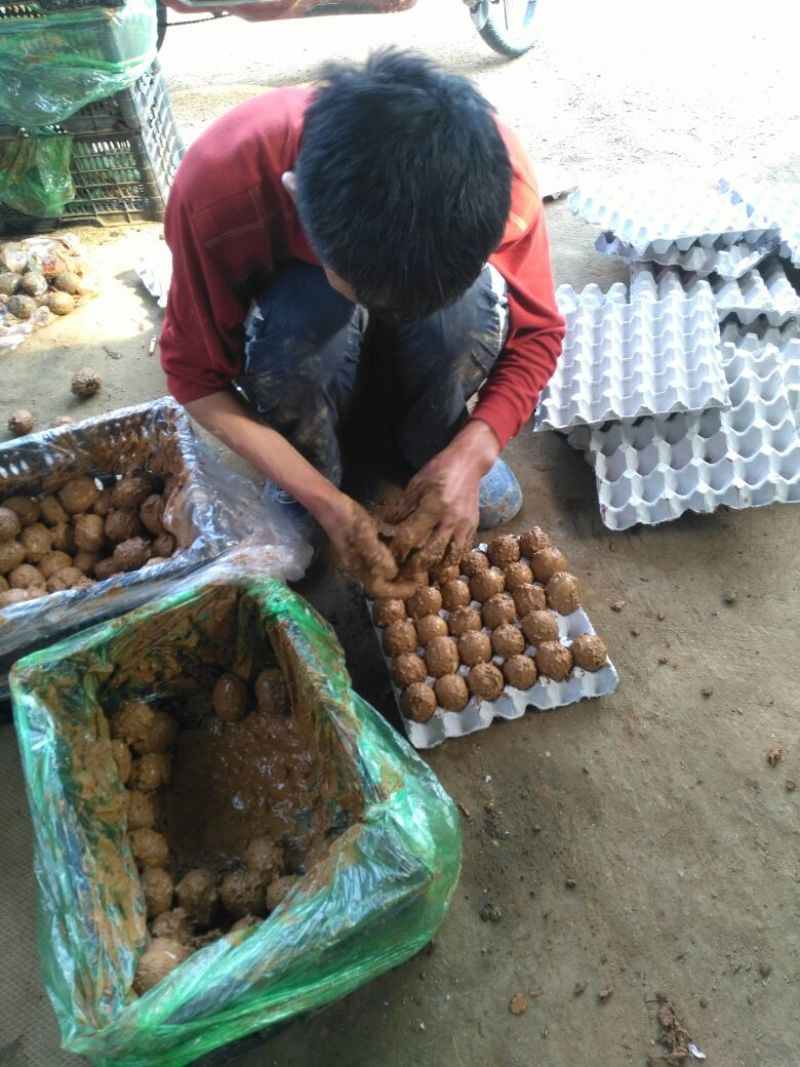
xmin=491 ymin=623 xmax=525 ymax=658
xmin=406 ymin=585 xmax=443 ymax=620
xmin=434 ymin=673 xmax=470 ymax=711
xmin=522 ymin=610 xmax=559 ymax=647
xmin=383 ymin=618 xmax=419 ymax=657
xmin=546 ymin=572 xmax=580 ymax=615
xmin=458 ymin=630 xmax=492 ymax=667
xmin=176 ymin=868 xmax=219 ymax=926
xmin=129 ymin=827 xmax=170 ymax=870
xmin=448 ymin=605 xmax=482 ymax=638
xmin=133 ymin=938 xmax=192 ymax=994
xmin=220 ymin=869 xmax=266 ymax=919
xmin=141 ymin=867 xmax=174 ymax=919
xmin=503 ymin=654 xmax=538 ymax=690
xmin=440 ymin=578 xmax=472 ymax=611
xmin=424 ymin=635 xmax=459 ymax=678
xmin=486 ymin=534 xmax=520 ymax=566
xmin=502 ymin=560 xmax=534 ymax=591
xmin=59 ymin=476 xmax=98 ymax=515
xmin=512 ymin=583 xmax=546 ymax=617
xmin=0 ymin=540 xmax=25 ymax=575
xmin=469 ymin=568 xmax=505 ymax=603
xmin=482 ymin=592 xmax=517 ymax=629
xmin=531 ymin=547 xmax=568 ymax=584
xmin=429 ymin=560 xmax=460 ymax=585
xmin=459 ymin=549 xmax=490 ymax=578
xmin=7 ymin=409 xmax=34 ymax=436
xmin=571 ymin=633 xmax=608 ymax=672
xmin=519 ymin=526 xmax=551 ymax=558
xmin=467 ymin=662 xmax=505 ymax=701
xmin=213 ymin=673 xmax=248 ymax=722
xmin=392 ymin=652 xmax=428 ymax=687
xmin=415 ymin=614 xmax=449 ymax=645
xmin=535 ymin=641 xmax=574 ymax=681
xmin=0 ymin=507 xmax=20 ymax=543
xmin=71 ymin=366 xmax=102 ymax=397
xmin=402 ymin=682 xmax=437 ymax=722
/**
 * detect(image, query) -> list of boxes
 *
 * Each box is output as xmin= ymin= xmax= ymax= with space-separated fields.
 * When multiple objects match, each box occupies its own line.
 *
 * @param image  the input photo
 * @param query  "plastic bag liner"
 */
xmin=0 ymin=129 xmax=74 ymax=216
xmin=9 ymin=547 xmax=462 ymax=1065
xmin=0 ymin=397 xmax=311 ymax=696
xmin=0 ymin=0 xmax=157 ymax=128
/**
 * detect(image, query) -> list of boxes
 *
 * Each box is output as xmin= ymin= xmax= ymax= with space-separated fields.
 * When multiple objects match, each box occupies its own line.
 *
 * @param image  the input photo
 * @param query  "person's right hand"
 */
xmin=317 ymin=491 xmax=418 ymax=599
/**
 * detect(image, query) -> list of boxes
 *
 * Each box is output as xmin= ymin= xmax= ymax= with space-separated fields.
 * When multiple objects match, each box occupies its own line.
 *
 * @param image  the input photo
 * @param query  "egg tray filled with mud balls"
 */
xmin=369 ymin=528 xmax=619 ymax=749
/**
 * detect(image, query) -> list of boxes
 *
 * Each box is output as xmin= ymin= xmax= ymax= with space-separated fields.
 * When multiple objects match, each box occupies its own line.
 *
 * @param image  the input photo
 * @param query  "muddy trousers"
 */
xmin=236 ymin=261 xmax=509 ymax=487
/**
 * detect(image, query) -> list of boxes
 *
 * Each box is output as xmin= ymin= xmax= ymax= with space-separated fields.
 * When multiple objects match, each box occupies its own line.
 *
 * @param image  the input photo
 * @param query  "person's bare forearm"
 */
xmin=186 ymin=390 xmax=345 ymax=524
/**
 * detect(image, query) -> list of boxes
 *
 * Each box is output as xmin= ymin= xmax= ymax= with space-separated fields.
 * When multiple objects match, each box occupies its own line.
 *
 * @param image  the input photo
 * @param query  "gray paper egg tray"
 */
xmin=720 ymin=327 xmax=800 ymax=423
xmin=631 ymin=261 xmax=800 ymax=326
xmin=719 ymin=177 xmax=800 ymax=268
xmin=596 ymin=231 xmax=778 ymax=279
xmin=569 ymin=179 xmax=778 ymax=258
xmin=535 ymin=280 xmax=729 ymax=432
xmin=567 ymin=341 xmax=800 ymax=531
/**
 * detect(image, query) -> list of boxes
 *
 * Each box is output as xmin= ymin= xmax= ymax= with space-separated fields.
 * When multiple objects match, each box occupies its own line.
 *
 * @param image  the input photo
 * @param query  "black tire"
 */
xmin=156 ymin=0 xmax=168 ymax=50
xmin=478 ymin=0 xmax=538 ymax=58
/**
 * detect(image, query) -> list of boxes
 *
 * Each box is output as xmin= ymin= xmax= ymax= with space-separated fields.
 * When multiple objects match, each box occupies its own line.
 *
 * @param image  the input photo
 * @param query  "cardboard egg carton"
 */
xmin=631 ymin=261 xmax=800 ymax=326
xmin=595 ymin=231 xmax=778 ymax=279
xmin=568 ymin=341 xmax=800 ymax=530
xmin=720 ymin=325 xmax=800 ymax=423
xmin=369 ymin=540 xmax=620 ymax=750
xmin=535 ymin=280 xmax=729 ymax=432
xmin=719 ymin=176 xmax=800 ymax=268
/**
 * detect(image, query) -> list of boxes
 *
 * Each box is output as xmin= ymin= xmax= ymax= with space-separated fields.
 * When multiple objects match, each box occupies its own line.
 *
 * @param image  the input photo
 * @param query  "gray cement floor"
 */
xmin=2 ymin=2 xmax=800 ymax=1065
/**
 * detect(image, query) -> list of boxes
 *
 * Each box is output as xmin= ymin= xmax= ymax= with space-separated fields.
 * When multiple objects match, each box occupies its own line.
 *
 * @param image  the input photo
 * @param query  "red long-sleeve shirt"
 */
xmin=160 ymin=87 xmax=564 ymax=448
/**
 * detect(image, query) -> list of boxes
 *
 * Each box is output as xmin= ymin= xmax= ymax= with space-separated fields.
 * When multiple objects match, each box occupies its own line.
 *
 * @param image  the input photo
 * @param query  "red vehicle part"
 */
xmin=162 ymin=0 xmax=416 ymax=21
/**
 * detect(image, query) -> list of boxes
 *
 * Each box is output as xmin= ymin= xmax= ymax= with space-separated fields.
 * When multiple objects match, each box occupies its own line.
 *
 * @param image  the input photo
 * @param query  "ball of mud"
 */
xmin=176 ymin=868 xmax=219 ymax=926
xmin=20 ymin=271 xmax=48 ymax=298
xmin=59 ymin=476 xmax=98 ymax=515
xmin=139 ymin=494 xmax=166 ymax=536
xmin=519 ymin=527 xmax=551 ymax=558
xmin=7 ymin=294 xmax=36 ymax=319
xmin=0 ymin=540 xmax=25 ymax=575
xmin=406 ymin=586 xmax=443 ymax=621
xmin=110 ymin=739 xmax=132 ymax=784
xmin=521 ymin=610 xmax=559 ymax=647
xmin=10 ymin=563 xmax=45 ymax=590
xmin=0 ymin=507 xmax=20 ymax=543
xmin=535 ymin=641 xmax=574 ymax=681
xmin=392 ymin=652 xmax=428 ymax=687
xmin=7 ymin=409 xmax=34 ymax=437
xmin=401 ymin=682 xmax=437 ymax=722
xmin=531 ymin=548 xmax=568 ymax=584
xmin=50 ymin=522 xmax=76 ymax=555
xmin=546 ymin=572 xmax=580 ymax=615
xmin=0 ymin=272 xmax=20 ymax=296
xmin=372 ymin=597 xmax=407 ymax=628
xmin=94 ymin=557 xmax=120 ymax=581
xmin=131 ymin=753 xmax=172 ymax=792
xmin=112 ymin=701 xmax=156 ymax=748
xmin=503 ymin=654 xmax=538 ymax=690
xmin=266 ymin=875 xmax=301 ymax=911
xmin=92 ymin=487 xmax=114 ymax=518
xmin=440 ymin=578 xmax=472 ymax=611
xmin=213 ymin=673 xmax=249 ymax=722
xmin=2 ymin=496 xmax=40 ymax=526
xmin=502 ymin=561 xmax=534 ymax=591
xmin=153 ymin=532 xmax=176 ymax=558
xmin=141 ymin=867 xmax=174 ymax=919
xmin=434 ymin=673 xmax=470 ymax=712
xmin=71 ymin=367 xmax=102 ymax=397
xmin=458 ymin=630 xmax=492 ymax=667
xmin=487 ymin=535 xmax=520 ymax=566
xmin=127 ymin=790 xmax=157 ymax=831
xmin=512 ymin=583 xmax=546 ymax=617
xmin=112 ymin=473 xmax=156 ymax=512
xmin=491 ymin=624 xmax=525 ymax=658
xmin=152 ymin=908 xmax=195 ymax=945
xmin=254 ymin=667 xmax=289 ymax=715
xmin=481 ymin=592 xmax=517 ymax=630
xmin=424 ymin=635 xmax=459 ymax=678
xmin=112 ymin=536 xmax=152 ymax=573
xmin=20 ymin=524 xmax=52 ymax=563
xmin=74 ymin=513 xmax=105 ymax=553
xmin=39 ymin=495 xmax=68 ymax=526
xmin=73 ymin=550 xmax=99 ymax=575
xmin=571 ymin=633 xmax=608 ymax=672
xmin=383 ymin=618 xmax=419 ymax=658
xmin=460 ymin=549 xmax=490 ymax=578
xmin=244 ymin=837 xmax=284 ymax=882
xmin=130 ymin=828 xmax=170 ymax=870
xmin=136 ymin=711 xmax=177 ymax=755
xmin=53 ymin=270 xmax=81 ymax=295
xmin=469 ymin=568 xmax=505 ymax=603
xmin=133 ymin=938 xmax=192 ymax=995
xmin=220 ymin=869 xmax=266 ymax=919
xmin=51 ymin=415 xmax=74 ymax=428
xmin=46 ymin=566 xmax=85 ymax=592
xmin=448 ymin=605 xmax=482 ymax=638
xmin=45 ymin=291 xmax=75 ymax=316
xmin=415 ymin=614 xmax=449 ymax=645
xmin=429 ymin=560 xmax=460 ymax=585
xmin=72 ymin=576 xmax=95 ymax=591
xmin=0 ymin=588 xmax=33 ymax=607
xmin=467 ymin=662 xmax=505 ymax=701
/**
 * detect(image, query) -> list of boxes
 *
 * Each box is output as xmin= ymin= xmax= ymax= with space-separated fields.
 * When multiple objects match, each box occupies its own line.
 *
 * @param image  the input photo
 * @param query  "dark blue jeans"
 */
xmin=236 ymin=262 xmax=508 ymax=486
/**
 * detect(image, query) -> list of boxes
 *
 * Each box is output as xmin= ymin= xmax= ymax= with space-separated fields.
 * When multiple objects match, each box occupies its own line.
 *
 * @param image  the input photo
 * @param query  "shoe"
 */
xmin=261 ymin=483 xmax=325 ymax=563
xmin=478 ymin=458 xmax=522 ymax=530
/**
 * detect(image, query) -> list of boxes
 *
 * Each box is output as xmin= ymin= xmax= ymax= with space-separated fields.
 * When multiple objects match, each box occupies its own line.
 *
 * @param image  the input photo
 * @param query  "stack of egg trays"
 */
xmin=631 ymin=260 xmax=800 ymax=327
xmin=720 ymin=320 xmax=800 ymax=423
xmin=569 ymin=177 xmax=779 ymax=278
xmin=567 ymin=340 xmax=800 ymax=531
xmin=369 ymin=549 xmax=620 ymax=751
xmin=719 ymin=177 xmax=800 ymax=268
xmin=535 ymin=278 xmax=729 ymax=432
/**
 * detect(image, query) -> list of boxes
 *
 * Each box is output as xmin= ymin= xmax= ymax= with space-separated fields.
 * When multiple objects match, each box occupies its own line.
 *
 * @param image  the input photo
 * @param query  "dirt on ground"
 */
xmin=1 ymin=2 xmax=800 ymax=1065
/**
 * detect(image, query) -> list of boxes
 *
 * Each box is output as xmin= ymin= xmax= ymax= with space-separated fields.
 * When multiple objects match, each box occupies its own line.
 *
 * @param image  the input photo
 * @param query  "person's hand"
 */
xmin=391 ymin=420 xmax=500 ymax=565
xmin=317 ymin=490 xmax=418 ymax=599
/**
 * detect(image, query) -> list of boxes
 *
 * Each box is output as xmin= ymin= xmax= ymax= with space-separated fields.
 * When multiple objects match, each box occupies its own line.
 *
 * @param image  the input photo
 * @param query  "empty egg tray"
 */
xmin=567 ymin=340 xmax=800 ymax=531
xmin=719 ymin=177 xmax=800 ymax=269
xmin=535 ymin=279 xmax=729 ymax=432
xmin=595 ymin=231 xmax=778 ymax=279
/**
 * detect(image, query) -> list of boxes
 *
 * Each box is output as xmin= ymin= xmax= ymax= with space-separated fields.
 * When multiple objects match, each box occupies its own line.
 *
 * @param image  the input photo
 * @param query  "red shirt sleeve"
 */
xmin=475 ymin=123 xmax=565 ymax=448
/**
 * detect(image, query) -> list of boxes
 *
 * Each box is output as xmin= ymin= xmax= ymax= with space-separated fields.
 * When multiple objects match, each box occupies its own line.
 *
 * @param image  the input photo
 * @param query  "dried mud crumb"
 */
xmin=767 ymin=745 xmax=783 ymax=767
xmin=509 ymin=992 xmax=527 ymax=1015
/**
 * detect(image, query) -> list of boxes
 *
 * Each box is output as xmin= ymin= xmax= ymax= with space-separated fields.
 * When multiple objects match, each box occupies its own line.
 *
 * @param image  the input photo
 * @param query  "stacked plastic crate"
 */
xmin=536 ymin=173 xmax=800 ymax=530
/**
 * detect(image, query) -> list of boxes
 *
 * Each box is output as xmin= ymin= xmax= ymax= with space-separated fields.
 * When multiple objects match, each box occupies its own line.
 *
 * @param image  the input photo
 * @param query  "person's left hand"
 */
xmin=391 ymin=420 xmax=500 ymax=566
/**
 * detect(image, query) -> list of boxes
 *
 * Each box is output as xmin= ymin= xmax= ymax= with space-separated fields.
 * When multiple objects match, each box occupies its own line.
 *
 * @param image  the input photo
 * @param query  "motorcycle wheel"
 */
xmin=478 ymin=0 xmax=538 ymax=58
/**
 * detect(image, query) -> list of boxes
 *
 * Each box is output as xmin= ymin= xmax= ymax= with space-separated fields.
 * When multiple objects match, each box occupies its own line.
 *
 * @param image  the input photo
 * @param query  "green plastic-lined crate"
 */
xmin=0 ymin=58 xmax=184 ymax=232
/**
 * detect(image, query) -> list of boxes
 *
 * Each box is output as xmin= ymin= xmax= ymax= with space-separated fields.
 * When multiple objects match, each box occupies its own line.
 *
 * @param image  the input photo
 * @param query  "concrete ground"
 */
xmin=1 ymin=1 xmax=800 ymax=1065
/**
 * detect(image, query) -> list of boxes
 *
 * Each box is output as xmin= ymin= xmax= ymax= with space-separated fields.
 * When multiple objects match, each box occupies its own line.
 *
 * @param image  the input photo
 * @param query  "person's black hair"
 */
xmin=294 ymin=49 xmax=513 ymax=321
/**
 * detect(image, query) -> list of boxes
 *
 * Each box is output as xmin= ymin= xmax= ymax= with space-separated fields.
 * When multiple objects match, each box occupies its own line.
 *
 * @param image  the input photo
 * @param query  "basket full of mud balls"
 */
xmin=371 ymin=528 xmax=619 ymax=748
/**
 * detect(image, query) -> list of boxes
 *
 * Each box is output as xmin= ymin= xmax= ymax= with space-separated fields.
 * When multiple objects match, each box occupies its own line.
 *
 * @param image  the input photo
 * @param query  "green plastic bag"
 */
xmin=10 ymin=551 xmax=462 ymax=1066
xmin=0 ymin=0 xmax=157 ymax=127
xmin=0 ymin=129 xmax=74 ymax=216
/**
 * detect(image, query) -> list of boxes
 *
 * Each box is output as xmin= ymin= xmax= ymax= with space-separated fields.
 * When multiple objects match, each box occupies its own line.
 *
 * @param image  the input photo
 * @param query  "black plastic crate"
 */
xmin=0 ymin=59 xmax=184 ymax=231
